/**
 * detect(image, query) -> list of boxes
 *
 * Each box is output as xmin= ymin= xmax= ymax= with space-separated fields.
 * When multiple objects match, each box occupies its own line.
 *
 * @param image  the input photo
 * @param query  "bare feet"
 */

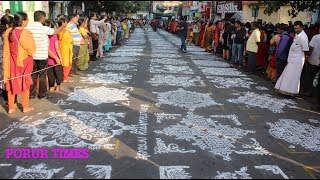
xmin=49 ymin=87 xmax=55 ymax=92
xmin=8 ymin=108 xmax=17 ymax=114
xmin=55 ymin=86 xmax=62 ymax=91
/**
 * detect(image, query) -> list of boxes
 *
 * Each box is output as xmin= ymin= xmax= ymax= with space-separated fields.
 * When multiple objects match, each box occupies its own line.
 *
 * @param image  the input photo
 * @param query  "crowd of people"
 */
xmin=164 ymin=17 xmax=320 ymax=110
xmin=0 ymin=10 xmax=135 ymax=114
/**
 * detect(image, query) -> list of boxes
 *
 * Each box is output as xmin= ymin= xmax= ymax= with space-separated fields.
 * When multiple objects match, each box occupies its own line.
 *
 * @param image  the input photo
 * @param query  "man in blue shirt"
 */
xmin=116 ymin=17 xmax=122 ymax=45
xmin=176 ymin=17 xmax=188 ymax=53
xmin=276 ymin=24 xmax=291 ymax=80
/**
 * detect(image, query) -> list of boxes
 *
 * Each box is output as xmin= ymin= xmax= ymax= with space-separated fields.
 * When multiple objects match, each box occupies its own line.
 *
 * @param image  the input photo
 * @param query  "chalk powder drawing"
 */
xmin=114 ymin=48 xmax=144 ymax=52
xmin=54 ymin=100 xmax=72 ymax=106
xmin=155 ymin=113 xmax=182 ymax=124
xmin=308 ymin=119 xmax=320 ymax=124
xmin=254 ymin=165 xmax=289 ymax=179
xmin=255 ymin=86 xmax=269 ymax=91
xmin=159 ymin=166 xmax=191 ymax=179
xmin=154 ymin=88 xmax=222 ymax=111
xmin=208 ymin=77 xmax=256 ymax=89
xmin=151 ymin=58 xmax=188 ymax=65
xmin=214 ymin=167 xmax=252 ymax=179
xmin=0 ymin=164 xmax=12 ymax=167
xmin=80 ymin=73 xmax=132 ymax=85
xmin=13 ymin=109 xmax=133 ymax=149
xmin=200 ymin=67 xmax=247 ymax=77
xmin=96 ymin=64 xmax=137 ymax=72
xmin=155 ymin=112 xmax=268 ymax=161
xmin=108 ymin=52 xmax=143 ymax=57
xmin=86 ymin=165 xmax=112 ymax=179
xmin=154 ymin=138 xmax=196 ymax=154
xmin=150 ymin=65 xmax=194 ymax=75
xmin=12 ymin=163 xmax=63 ymax=179
xmin=10 ymin=137 xmax=29 ymax=146
xmin=66 ymin=86 xmax=130 ymax=106
xmin=0 ymin=121 xmax=21 ymax=141
xmin=267 ymin=119 xmax=320 ymax=151
xmin=151 ymin=54 xmax=181 ymax=58
xmin=227 ymin=92 xmax=297 ymax=113
xmin=102 ymin=57 xmax=140 ymax=63
xmin=63 ymin=171 xmax=75 ymax=179
xmin=147 ymin=74 xmax=205 ymax=87
xmin=133 ymin=104 xmax=151 ymax=160
xmin=152 ymin=50 xmax=178 ymax=54
xmin=192 ymin=60 xmax=230 ymax=67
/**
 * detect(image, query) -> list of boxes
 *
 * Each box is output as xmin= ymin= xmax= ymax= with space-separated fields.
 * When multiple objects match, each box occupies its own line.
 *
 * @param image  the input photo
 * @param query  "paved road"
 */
xmin=0 ymin=28 xmax=319 ymax=179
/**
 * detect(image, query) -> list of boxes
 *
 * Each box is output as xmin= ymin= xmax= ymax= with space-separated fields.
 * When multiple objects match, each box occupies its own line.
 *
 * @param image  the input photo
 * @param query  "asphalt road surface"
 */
xmin=0 ymin=28 xmax=319 ymax=179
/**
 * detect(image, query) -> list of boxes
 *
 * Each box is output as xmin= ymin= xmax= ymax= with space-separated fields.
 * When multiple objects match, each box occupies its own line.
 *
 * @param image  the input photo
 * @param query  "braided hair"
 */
xmin=8 ymin=12 xmax=28 ymax=42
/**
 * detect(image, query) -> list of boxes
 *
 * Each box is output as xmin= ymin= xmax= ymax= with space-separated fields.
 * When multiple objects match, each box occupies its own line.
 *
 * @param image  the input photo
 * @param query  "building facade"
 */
xmin=0 ymin=1 xmax=50 ymax=22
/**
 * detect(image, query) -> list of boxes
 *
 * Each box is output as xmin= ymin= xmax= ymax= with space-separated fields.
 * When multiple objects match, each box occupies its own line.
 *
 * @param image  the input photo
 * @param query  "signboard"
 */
xmin=216 ymin=1 xmax=242 ymax=14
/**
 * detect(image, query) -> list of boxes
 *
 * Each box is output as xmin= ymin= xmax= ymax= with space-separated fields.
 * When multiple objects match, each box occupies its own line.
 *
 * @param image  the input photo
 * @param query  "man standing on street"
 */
xmin=275 ymin=24 xmax=291 ymax=80
xmin=231 ymin=20 xmax=246 ymax=67
xmin=115 ymin=17 xmax=122 ymax=45
xmin=246 ymin=22 xmax=261 ymax=75
xmin=176 ymin=17 xmax=188 ymax=53
xmin=66 ymin=14 xmax=81 ymax=76
xmin=26 ymin=10 xmax=67 ymax=99
xmin=275 ymin=21 xmax=309 ymax=97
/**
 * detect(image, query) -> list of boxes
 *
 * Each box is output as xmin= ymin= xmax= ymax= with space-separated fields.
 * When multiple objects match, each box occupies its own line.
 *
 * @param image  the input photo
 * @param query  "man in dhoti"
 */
xmin=275 ymin=21 xmax=309 ymax=97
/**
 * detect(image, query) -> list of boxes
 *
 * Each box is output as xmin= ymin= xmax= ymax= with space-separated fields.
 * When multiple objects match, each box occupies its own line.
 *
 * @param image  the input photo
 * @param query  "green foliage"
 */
xmin=249 ymin=1 xmax=320 ymax=18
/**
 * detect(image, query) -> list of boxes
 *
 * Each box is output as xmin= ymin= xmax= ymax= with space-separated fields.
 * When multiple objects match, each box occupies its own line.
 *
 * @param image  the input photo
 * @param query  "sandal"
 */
xmin=23 ymin=107 xmax=35 ymax=113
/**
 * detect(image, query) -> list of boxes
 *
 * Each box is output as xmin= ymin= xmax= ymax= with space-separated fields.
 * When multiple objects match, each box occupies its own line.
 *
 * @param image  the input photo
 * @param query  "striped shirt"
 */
xmin=66 ymin=22 xmax=81 ymax=46
xmin=25 ymin=22 xmax=54 ymax=60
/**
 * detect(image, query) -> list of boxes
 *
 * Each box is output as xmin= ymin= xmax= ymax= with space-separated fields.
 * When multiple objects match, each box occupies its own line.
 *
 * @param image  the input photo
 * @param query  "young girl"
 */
xmin=58 ymin=17 xmax=73 ymax=82
xmin=78 ymin=17 xmax=90 ymax=70
xmin=44 ymin=19 xmax=63 ymax=91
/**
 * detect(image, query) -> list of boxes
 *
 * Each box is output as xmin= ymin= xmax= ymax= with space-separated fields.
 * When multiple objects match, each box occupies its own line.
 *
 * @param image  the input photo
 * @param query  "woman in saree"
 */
xmin=3 ymin=12 xmax=36 ymax=114
xmin=204 ymin=21 xmax=215 ymax=52
xmin=78 ymin=18 xmax=90 ymax=70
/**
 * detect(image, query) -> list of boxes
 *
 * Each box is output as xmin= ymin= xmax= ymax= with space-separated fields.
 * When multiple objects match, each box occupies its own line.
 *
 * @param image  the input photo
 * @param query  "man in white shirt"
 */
xmin=275 ymin=21 xmax=309 ymax=96
xmin=301 ymin=28 xmax=320 ymax=96
xmin=89 ymin=12 xmax=106 ymax=61
xmin=25 ymin=10 xmax=67 ymax=99
xmin=246 ymin=22 xmax=261 ymax=75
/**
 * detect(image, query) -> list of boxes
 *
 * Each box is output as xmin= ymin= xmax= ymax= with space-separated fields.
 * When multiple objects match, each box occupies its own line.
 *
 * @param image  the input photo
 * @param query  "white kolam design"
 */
xmin=12 ymin=109 xmax=132 ymax=149
xmin=151 ymin=58 xmax=188 ymax=65
xmin=155 ymin=112 xmax=268 ymax=161
xmin=227 ymin=92 xmax=297 ymax=113
xmin=13 ymin=163 xmax=63 ymax=179
xmin=86 ymin=165 xmax=112 ymax=179
xmin=193 ymin=60 xmax=230 ymax=67
xmin=147 ymin=74 xmax=205 ymax=87
xmin=154 ymin=138 xmax=196 ymax=154
xmin=103 ymin=57 xmax=140 ymax=63
xmin=150 ymin=65 xmax=194 ymax=74
xmin=214 ymin=167 xmax=252 ymax=179
xmin=208 ymin=77 xmax=256 ymax=89
xmin=154 ymin=88 xmax=222 ymax=111
xmin=159 ymin=166 xmax=191 ymax=179
xmin=267 ymin=119 xmax=320 ymax=151
xmin=254 ymin=165 xmax=289 ymax=179
xmin=200 ymin=67 xmax=247 ymax=77
xmin=66 ymin=86 xmax=131 ymax=106
xmin=81 ymin=73 xmax=131 ymax=85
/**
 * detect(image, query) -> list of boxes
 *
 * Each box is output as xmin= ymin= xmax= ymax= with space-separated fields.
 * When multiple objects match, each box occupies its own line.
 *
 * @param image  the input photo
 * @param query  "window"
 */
xmin=252 ymin=8 xmax=258 ymax=17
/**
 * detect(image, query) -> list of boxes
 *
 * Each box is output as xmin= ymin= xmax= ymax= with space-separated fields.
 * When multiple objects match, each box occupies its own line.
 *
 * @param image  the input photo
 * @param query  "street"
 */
xmin=0 ymin=27 xmax=319 ymax=179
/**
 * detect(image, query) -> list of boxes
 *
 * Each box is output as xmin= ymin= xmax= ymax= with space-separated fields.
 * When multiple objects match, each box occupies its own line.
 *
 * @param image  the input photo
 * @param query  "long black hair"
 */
xmin=9 ymin=12 xmax=28 ymax=42
xmin=0 ymin=15 xmax=13 ymax=36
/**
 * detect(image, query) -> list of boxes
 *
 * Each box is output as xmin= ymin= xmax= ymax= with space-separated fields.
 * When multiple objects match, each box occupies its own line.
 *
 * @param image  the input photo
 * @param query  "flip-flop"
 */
xmin=23 ymin=107 xmax=35 ymax=113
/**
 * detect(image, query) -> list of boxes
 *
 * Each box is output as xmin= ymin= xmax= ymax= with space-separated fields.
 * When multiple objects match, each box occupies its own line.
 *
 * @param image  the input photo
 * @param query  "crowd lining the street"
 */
xmin=159 ymin=17 xmax=320 ymax=110
xmin=0 ymin=8 xmax=319 ymax=114
xmin=0 ymin=9 xmax=135 ymax=114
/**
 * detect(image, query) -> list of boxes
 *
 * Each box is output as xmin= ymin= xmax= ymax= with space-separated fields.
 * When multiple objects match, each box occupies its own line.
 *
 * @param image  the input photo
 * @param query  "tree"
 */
xmin=249 ymin=1 xmax=320 ymax=18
